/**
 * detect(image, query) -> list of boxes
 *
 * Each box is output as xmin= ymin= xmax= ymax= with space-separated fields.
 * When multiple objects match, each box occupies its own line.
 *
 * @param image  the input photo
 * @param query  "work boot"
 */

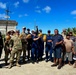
xmin=5 ymin=61 xmax=8 ymax=65
xmin=45 ymin=59 xmax=48 ymax=62
xmin=16 ymin=62 xmax=21 ymax=67
xmin=23 ymin=58 xmax=26 ymax=63
xmin=8 ymin=63 xmax=12 ymax=69
xmin=0 ymin=65 xmax=2 ymax=68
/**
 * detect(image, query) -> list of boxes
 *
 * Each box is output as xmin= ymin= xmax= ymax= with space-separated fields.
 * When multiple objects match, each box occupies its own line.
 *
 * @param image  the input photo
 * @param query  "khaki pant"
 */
xmin=9 ymin=48 xmax=22 ymax=63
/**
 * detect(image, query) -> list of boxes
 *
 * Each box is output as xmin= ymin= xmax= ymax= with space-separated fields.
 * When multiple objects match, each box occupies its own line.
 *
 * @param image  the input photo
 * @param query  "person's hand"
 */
xmin=9 ymin=48 xmax=12 ymax=51
xmin=38 ymin=36 xmax=40 ymax=39
xmin=47 ymin=40 xmax=52 ymax=42
xmin=55 ymin=42 xmax=59 ymax=45
xmin=74 ymin=52 xmax=76 ymax=55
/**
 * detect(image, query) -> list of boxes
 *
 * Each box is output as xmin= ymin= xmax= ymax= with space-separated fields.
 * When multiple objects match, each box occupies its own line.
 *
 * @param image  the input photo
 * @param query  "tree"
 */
xmin=63 ymin=27 xmax=76 ymax=36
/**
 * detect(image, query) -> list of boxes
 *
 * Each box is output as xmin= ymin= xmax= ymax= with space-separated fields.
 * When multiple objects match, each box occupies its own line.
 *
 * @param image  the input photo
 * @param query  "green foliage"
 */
xmin=63 ymin=27 xmax=76 ymax=36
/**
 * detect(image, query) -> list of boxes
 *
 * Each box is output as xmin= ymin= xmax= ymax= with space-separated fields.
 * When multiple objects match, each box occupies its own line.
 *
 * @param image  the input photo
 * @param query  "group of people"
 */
xmin=0 ymin=27 xmax=76 ymax=69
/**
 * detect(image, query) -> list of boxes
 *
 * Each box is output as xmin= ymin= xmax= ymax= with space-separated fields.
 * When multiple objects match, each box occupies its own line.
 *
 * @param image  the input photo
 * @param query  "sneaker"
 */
xmin=36 ymin=60 xmax=39 ymax=63
xmin=31 ymin=60 xmax=35 ymax=64
xmin=45 ymin=59 xmax=48 ymax=62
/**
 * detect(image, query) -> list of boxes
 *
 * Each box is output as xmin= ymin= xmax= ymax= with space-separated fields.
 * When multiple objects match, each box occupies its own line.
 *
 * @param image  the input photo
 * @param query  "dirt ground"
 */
xmin=0 ymin=51 xmax=76 ymax=75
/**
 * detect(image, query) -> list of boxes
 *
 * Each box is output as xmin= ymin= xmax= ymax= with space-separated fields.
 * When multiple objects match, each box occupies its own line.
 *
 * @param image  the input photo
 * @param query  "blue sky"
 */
xmin=0 ymin=0 xmax=76 ymax=34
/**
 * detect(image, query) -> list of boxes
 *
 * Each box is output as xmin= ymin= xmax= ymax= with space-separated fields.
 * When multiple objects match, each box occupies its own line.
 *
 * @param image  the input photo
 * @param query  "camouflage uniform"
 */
xmin=20 ymin=32 xmax=27 ymax=62
xmin=9 ymin=34 xmax=22 ymax=68
xmin=4 ymin=39 xmax=13 ymax=64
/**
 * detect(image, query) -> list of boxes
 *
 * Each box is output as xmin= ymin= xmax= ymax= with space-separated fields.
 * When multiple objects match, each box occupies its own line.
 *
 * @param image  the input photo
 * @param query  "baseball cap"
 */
xmin=22 ymin=27 xmax=26 ymax=29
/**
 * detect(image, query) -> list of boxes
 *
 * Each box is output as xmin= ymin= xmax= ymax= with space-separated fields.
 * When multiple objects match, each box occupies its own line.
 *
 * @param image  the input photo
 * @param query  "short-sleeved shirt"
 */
xmin=52 ymin=34 xmax=63 ymax=48
xmin=46 ymin=35 xmax=52 ymax=47
xmin=64 ymin=39 xmax=73 ymax=52
xmin=38 ymin=37 xmax=44 ymax=49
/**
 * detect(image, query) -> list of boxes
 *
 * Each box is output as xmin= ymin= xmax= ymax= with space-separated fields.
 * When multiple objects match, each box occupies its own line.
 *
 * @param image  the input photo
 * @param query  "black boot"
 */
xmin=0 ymin=65 xmax=2 ymax=68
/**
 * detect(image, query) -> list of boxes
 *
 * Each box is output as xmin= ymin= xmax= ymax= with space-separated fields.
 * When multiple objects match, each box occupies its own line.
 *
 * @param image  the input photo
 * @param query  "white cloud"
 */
xmin=0 ymin=13 xmax=6 ymax=19
xmin=35 ymin=10 xmax=41 ymax=13
xmin=24 ymin=14 xmax=28 ymax=16
xmin=0 ymin=2 xmax=6 ymax=9
xmin=14 ymin=1 xmax=19 ymax=8
xmin=23 ymin=0 xmax=29 ymax=3
xmin=43 ymin=6 xmax=51 ymax=13
xmin=71 ymin=10 xmax=76 ymax=15
xmin=19 ymin=14 xmax=28 ymax=18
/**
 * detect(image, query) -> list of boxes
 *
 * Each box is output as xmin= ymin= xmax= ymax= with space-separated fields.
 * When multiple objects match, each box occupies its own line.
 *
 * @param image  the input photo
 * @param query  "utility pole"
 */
xmin=34 ymin=20 xmax=36 ymax=31
xmin=34 ymin=20 xmax=38 ymax=35
xmin=5 ymin=8 xmax=10 ymax=34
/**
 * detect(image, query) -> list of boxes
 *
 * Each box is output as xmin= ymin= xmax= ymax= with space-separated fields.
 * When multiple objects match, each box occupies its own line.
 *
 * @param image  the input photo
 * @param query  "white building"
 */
xmin=0 ymin=20 xmax=18 ymax=35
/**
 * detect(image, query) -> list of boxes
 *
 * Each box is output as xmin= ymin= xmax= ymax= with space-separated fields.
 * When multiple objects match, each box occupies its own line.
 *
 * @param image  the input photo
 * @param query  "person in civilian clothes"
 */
xmin=51 ymin=29 xmax=63 ymax=69
xmin=38 ymin=30 xmax=44 ymax=61
xmin=64 ymin=34 xmax=73 ymax=65
xmin=45 ymin=30 xmax=53 ymax=62
xmin=0 ymin=32 xmax=3 ymax=68
xmin=27 ymin=29 xmax=32 ymax=61
xmin=73 ymin=38 xmax=76 ymax=68
xmin=31 ymin=32 xmax=40 ymax=63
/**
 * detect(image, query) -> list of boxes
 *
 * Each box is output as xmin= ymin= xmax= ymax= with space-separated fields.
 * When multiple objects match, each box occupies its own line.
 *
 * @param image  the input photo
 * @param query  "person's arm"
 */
xmin=56 ymin=35 xmax=63 ymax=45
xmin=47 ymin=40 xmax=52 ymax=42
xmin=71 ymin=41 xmax=74 ymax=53
xmin=33 ymin=37 xmax=39 ymax=41
xmin=56 ymin=40 xmax=63 ymax=45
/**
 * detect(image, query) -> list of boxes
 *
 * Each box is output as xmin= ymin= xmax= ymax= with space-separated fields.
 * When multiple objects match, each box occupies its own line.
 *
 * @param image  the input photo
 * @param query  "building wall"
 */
xmin=0 ymin=25 xmax=16 ymax=34
xmin=0 ymin=20 xmax=17 ymax=35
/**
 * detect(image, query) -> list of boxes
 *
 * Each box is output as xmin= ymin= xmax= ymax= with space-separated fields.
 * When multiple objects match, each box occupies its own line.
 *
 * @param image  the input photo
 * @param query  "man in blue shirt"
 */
xmin=45 ymin=30 xmax=53 ymax=62
xmin=31 ymin=32 xmax=39 ymax=63
xmin=27 ymin=29 xmax=32 ymax=61
xmin=38 ymin=30 xmax=44 ymax=61
xmin=51 ymin=29 xmax=63 ymax=69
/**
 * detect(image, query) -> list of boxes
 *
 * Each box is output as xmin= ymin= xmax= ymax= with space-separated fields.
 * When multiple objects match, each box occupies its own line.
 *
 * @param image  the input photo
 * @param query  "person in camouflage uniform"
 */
xmin=20 ymin=27 xmax=27 ymax=62
xmin=9 ymin=30 xmax=22 ymax=69
xmin=4 ymin=33 xmax=13 ymax=65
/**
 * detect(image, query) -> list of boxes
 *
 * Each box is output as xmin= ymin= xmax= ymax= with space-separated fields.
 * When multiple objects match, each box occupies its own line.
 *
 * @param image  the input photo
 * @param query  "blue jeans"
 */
xmin=45 ymin=47 xmax=53 ymax=60
xmin=31 ymin=48 xmax=38 ymax=61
